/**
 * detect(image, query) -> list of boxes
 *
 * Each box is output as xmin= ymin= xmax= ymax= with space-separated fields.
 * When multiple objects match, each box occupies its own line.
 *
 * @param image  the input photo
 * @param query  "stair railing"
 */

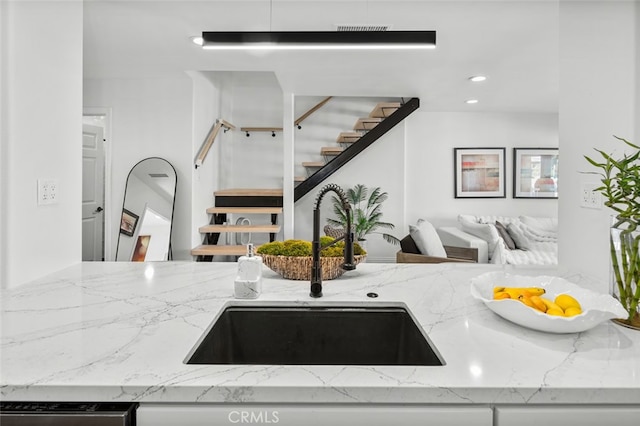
xmin=295 ymin=96 xmax=333 ymax=129
xmin=194 ymin=119 xmax=235 ymax=169
xmin=294 ymin=97 xmax=420 ymax=202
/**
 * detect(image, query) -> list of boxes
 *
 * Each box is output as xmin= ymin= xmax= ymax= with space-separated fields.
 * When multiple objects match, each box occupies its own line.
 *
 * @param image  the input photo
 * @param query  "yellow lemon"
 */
xmin=546 ymin=307 xmax=564 ymax=316
xmin=554 ymin=294 xmax=581 ymax=311
xmin=563 ymin=306 xmax=583 ymax=317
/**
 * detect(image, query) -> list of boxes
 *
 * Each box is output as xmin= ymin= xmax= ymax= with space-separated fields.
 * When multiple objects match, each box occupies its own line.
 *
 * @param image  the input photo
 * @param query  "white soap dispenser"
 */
xmin=234 ymin=243 xmax=263 ymax=299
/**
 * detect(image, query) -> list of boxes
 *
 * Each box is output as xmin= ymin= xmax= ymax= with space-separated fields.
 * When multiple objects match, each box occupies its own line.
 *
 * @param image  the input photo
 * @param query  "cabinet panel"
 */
xmin=495 ymin=405 xmax=640 ymax=426
xmin=138 ymin=404 xmax=493 ymax=426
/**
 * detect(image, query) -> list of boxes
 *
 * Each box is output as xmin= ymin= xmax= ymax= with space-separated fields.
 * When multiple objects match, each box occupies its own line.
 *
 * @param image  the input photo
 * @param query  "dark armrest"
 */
xmin=443 ymin=245 xmax=479 ymax=262
xmin=396 ymin=250 xmax=476 ymax=264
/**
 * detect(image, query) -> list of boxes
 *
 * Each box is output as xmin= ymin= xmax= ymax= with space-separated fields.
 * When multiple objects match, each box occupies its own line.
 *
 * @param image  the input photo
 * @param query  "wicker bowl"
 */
xmin=261 ymin=254 xmax=366 ymax=281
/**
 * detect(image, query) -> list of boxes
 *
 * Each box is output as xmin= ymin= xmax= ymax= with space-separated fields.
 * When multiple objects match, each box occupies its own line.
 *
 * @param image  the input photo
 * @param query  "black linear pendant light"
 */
xmin=200 ymin=30 xmax=436 ymax=50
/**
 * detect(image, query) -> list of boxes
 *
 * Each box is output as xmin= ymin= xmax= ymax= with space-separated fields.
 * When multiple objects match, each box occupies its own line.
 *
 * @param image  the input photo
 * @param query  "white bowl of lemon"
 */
xmin=470 ymin=272 xmax=628 ymax=333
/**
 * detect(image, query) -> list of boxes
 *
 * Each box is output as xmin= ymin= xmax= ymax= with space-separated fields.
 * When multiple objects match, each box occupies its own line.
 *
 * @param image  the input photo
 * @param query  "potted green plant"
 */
xmin=585 ymin=136 xmax=640 ymax=329
xmin=326 ymin=184 xmax=400 ymax=246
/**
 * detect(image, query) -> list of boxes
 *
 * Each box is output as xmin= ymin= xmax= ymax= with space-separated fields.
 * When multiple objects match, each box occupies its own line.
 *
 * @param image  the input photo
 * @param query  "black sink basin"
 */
xmin=185 ymin=305 xmax=444 ymax=366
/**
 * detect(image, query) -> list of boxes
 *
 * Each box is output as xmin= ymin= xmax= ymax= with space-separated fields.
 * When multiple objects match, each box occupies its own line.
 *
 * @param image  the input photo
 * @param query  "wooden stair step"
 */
xmin=369 ymin=102 xmax=401 ymax=118
xmin=191 ymin=245 xmax=248 ymax=256
xmin=294 ymin=176 xmax=306 ymax=182
xmin=354 ymin=117 xmax=383 ymax=131
xmin=336 ymin=132 xmax=361 ymax=143
xmin=206 ymin=207 xmax=283 ymax=214
xmin=199 ymin=224 xmax=281 ymax=234
xmin=321 ymin=147 xmax=344 ymax=156
xmin=214 ymin=188 xmax=283 ymax=208
xmin=302 ymin=161 xmax=325 ymax=168
xmin=214 ymin=188 xmax=283 ymax=197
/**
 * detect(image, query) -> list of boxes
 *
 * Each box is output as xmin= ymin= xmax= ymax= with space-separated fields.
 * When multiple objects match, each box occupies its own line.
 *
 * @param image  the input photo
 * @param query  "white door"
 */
xmin=82 ymin=124 xmax=105 ymax=261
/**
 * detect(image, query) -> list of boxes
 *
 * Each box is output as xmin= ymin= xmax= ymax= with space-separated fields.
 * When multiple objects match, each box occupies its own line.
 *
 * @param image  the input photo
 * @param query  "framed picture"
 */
xmin=454 ymin=148 xmax=506 ymax=198
xmin=513 ymin=148 xmax=559 ymax=198
xmin=131 ymin=235 xmax=151 ymax=262
xmin=120 ymin=208 xmax=139 ymax=237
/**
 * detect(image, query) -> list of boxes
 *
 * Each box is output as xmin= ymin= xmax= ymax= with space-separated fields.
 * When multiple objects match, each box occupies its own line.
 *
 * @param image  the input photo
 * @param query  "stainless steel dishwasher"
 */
xmin=0 ymin=402 xmax=137 ymax=426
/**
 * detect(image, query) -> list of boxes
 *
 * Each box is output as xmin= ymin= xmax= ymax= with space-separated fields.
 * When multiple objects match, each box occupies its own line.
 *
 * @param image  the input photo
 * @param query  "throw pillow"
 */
xmin=409 ymin=219 xmax=447 ymax=258
xmin=495 ymin=221 xmax=516 ymax=250
xmin=400 ymin=235 xmax=421 ymax=254
xmin=458 ymin=215 xmax=501 ymax=255
xmin=506 ymin=223 xmax=530 ymax=250
xmin=519 ymin=216 xmax=558 ymax=233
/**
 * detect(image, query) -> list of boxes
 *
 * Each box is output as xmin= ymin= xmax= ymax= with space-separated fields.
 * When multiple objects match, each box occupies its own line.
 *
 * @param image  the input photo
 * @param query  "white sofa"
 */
xmin=436 ymin=214 xmax=558 ymax=265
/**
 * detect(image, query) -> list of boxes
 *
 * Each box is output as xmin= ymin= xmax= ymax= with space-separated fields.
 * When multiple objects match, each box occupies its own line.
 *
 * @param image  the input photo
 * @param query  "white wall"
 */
xmin=1 ymin=1 xmax=83 ymax=288
xmin=190 ymin=71 xmax=226 ymax=249
xmin=406 ymin=112 xmax=559 ymax=228
xmin=222 ymin=72 xmax=284 ymax=190
xmin=293 ymin=97 xmax=407 ymax=263
xmin=0 ymin=0 xmax=7 ymax=287
xmin=289 ymin=103 xmax=558 ymax=263
xmin=83 ymin=77 xmax=193 ymax=260
xmin=637 ymin=3 xmax=640 ymax=145
xmin=559 ymin=0 xmax=638 ymax=288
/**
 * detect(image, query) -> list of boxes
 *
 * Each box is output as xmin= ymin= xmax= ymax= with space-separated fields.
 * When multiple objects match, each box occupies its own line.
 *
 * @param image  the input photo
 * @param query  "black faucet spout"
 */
xmin=311 ymin=183 xmax=355 ymax=298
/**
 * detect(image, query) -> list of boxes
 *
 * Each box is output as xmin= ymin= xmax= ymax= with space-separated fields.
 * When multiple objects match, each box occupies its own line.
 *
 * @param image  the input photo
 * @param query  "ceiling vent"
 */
xmin=336 ymin=25 xmax=391 ymax=32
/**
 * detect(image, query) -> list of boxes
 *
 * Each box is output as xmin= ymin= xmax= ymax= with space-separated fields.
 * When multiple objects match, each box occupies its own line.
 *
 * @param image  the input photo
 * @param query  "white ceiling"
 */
xmin=83 ymin=0 xmax=559 ymax=112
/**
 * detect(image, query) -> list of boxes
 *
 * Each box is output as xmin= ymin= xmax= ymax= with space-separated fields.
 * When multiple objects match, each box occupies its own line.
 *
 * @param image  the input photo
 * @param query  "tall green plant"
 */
xmin=327 ymin=184 xmax=400 ymax=245
xmin=584 ymin=136 xmax=640 ymax=326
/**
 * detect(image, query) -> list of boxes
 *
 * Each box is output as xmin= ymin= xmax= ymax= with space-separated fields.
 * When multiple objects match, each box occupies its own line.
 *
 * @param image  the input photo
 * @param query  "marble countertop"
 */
xmin=1 ymin=262 xmax=639 ymax=404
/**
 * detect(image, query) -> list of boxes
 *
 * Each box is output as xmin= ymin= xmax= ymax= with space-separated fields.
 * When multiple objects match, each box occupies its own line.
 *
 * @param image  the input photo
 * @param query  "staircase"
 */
xmin=295 ymin=101 xmax=402 ymax=183
xmin=192 ymin=97 xmax=420 ymax=261
xmin=294 ymin=98 xmax=420 ymax=201
xmin=191 ymin=189 xmax=283 ymax=260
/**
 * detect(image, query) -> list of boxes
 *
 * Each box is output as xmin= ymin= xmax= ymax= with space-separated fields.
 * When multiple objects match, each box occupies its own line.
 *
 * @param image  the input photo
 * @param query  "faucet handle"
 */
xmin=341 ymin=263 xmax=356 ymax=271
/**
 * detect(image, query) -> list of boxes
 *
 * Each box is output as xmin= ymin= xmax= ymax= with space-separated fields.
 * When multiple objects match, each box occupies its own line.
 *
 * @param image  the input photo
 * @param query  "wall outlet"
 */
xmin=37 ymin=178 xmax=59 ymax=205
xmin=580 ymin=183 xmax=601 ymax=209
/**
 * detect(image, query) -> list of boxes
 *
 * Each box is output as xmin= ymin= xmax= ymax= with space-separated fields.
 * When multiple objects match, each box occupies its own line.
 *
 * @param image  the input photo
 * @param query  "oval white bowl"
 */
xmin=470 ymin=272 xmax=628 ymax=333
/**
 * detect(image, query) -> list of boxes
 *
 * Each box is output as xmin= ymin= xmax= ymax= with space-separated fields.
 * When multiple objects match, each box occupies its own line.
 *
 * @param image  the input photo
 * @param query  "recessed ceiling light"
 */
xmin=191 ymin=36 xmax=204 ymax=46
xmin=466 ymin=99 xmax=479 ymax=104
xmin=469 ymin=75 xmax=487 ymax=82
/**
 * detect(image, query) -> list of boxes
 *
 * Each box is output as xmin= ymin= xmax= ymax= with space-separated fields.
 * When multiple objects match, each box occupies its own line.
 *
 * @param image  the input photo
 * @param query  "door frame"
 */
xmin=83 ymin=107 xmax=113 ymax=260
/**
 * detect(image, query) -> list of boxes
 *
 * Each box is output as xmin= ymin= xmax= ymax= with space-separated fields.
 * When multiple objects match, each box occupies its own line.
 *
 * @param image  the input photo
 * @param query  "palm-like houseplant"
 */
xmin=327 ymin=184 xmax=400 ymax=245
xmin=584 ymin=136 xmax=640 ymax=328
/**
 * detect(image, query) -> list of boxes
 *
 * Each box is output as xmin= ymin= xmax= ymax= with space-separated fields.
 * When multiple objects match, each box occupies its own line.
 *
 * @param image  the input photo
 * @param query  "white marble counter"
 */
xmin=1 ymin=262 xmax=639 ymax=404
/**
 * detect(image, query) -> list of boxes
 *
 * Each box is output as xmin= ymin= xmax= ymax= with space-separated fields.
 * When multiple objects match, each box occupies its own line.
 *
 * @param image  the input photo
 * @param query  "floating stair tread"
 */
xmin=369 ymin=102 xmax=401 ymax=118
xmin=199 ymin=224 xmax=281 ymax=233
xmin=336 ymin=132 xmax=361 ymax=143
xmin=206 ymin=207 xmax=283 ymax=214
xmin=354 ymin=117 xmax=384 ymax=130
xmin=302 ymin=161 xmax=325 ymax=168
xmin=321 ymin=147 xmax=344 ymax=156
xmin=214 ymin=188 xmax=283 ymax=197
xmin=191 ymin=245 xmax=247 ymax=256
xmin=294 ymin=176 xmax=306 ymax=182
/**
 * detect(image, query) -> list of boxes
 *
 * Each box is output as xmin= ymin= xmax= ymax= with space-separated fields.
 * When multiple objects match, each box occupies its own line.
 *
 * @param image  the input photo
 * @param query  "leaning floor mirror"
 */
xmin=116 ymin=157 xmax=177 ymax=261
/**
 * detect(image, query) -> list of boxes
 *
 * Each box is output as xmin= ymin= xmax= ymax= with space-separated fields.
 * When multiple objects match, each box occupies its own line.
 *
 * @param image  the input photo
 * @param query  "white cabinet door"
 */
xmin=138 ymin=404 xmax=493 ymax=426
xmin=495 ymin=405 xmax=640 ymax=426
